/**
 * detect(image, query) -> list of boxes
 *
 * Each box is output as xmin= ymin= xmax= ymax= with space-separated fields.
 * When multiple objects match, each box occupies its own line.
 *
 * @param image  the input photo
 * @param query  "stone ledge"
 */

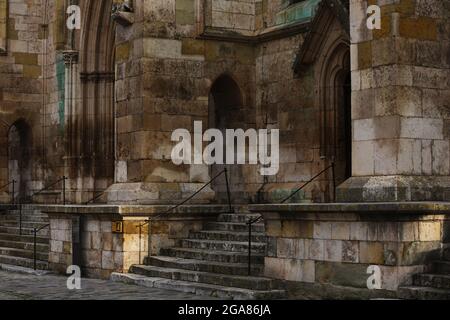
xmin=249 ymin=202 xmax=450 ymax=215
xmin=40 ymin=204 xmax=230 ymax=219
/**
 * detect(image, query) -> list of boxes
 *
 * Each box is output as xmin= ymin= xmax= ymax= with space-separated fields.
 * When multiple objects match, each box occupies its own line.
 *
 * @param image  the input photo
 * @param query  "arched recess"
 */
xmin=317 ymin=39 xmax=351 ymax=190
xmin=8 ymin=119 xmax=32 ymax=201
xmin=72 ymin=0 xmax=115 ymax=194
xmin=208 ymin=74 xmax=247 ymax=203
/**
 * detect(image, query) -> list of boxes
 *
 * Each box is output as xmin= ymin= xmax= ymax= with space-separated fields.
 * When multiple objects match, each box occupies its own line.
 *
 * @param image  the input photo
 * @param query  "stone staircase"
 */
xmin=0 ymin=205 xmax=50 ymax=270
xmin=112 ymin=212 xmax=286 ymax=299
xmin=398 ymin=244 xmax=450 ymax=300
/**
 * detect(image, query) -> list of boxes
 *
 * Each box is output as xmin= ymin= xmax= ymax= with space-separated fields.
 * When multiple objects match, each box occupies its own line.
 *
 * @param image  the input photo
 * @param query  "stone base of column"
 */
xmin=105 ymin=182 xmax=216 ymax=204
xmin=336 ymin=176 xmax=450 ymax=202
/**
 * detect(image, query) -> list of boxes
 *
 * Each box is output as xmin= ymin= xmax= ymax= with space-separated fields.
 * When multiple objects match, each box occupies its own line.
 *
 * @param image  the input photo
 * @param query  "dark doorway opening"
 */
xmin=208 ymin=75 xmax=245 ymax=203
xmin=8 ymin=120 xmax=32 ymax=201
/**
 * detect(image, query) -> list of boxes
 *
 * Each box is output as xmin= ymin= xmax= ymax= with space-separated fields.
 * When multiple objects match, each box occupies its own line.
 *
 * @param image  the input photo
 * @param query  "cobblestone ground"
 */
xmin=0 ymin=270 xmax=217 ymax=300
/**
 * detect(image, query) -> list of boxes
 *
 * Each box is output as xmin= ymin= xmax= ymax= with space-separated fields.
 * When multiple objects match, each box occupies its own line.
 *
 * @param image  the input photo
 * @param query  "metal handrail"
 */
xmin=13 ymin=176 xmax=67 ymax=235
xmin=30 ymin=176 xmax=67 ymax=205
xmin=33 ymin=223 xmax=50 ymax=270
xmin=0 ymin=180 xmax=16 ymax=204
xmin=85 ymin=190 xmax=106 ymax=205
xmin=246 ymin=162 xmax=336 ymax=276
xmin=137 ymin=168 xmax=234 ymax=263
xmin=281 ymin=162 xmax=335 ymax=204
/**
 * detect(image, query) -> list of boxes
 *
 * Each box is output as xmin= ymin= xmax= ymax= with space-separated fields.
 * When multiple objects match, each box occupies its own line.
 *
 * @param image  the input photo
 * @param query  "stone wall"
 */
xmin=207 ymin=0 xmax=256 ymax=33
xmin=45 ymin=205 xmax=222 ymax=279
xmin=250 ymin=203 xmax=449 ymax=297
xmin=0 ymin=0 xmax=71 ymax=202
xmin=254 ymin=33 xmax=332 ymax=203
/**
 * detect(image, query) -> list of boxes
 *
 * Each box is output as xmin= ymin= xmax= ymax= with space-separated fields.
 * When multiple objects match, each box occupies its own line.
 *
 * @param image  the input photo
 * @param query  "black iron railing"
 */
xmin=246 ymin=162 xmax=336 ymax=276
xmin=280 ymin=162 xmax=335 ymax=204
xmin=137 ymin=168 xmax=234 ymax=264
xmin=0 ymin=180 xmax=16 ymax=204
xmin=30 ymin=176 xmax=67 ymax=205
xmin=85 ymin=191 xmax=106 ymax=205
xmin=33 ymin=223 xmax=50 ymax=270
xmin=13 ymin=176 xmax=67 ymax=235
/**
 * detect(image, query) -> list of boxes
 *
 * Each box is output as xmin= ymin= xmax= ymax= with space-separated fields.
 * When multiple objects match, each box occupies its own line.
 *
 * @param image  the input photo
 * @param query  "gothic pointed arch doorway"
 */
xmin=208 ymin=74 xmax=246 ymax=203
xmin=67 ymin=0 xmax=115 ymax=202
xmin=319 ymin=41 xmax=351 ymax=197
xmin=8 ymin=119 xmax=32 ymax=201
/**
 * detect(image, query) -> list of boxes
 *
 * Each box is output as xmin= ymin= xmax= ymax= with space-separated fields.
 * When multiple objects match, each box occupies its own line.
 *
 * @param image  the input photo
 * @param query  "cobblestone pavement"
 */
xmin=0 ymin=270 xmax=217 ymax=300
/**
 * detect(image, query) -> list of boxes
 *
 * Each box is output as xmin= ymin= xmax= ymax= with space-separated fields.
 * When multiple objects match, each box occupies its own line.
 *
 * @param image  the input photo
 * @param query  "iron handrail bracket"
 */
xmin=33 ymin=223 xmax=50 ymax=270
xmin=137 ymin=168 xmax=234 ymax=262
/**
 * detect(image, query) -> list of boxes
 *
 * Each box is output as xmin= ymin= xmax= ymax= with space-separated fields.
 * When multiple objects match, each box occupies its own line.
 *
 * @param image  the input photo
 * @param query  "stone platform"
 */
xmin=248 ymin=202 xmax=450 ymax=299
xmin=5 ymin=202 xmax=448 ymax=299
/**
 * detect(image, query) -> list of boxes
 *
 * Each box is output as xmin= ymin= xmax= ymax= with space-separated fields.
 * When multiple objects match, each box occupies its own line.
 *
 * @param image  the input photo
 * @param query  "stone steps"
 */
xmin=0 ymin=207 xmax=50 ymax=271
xmin=204 ymin=222 xmax=264 ymax=233
xmin=398 ymin=247 xmax=450 ymax=299
xmin=129 ymin=265 xmax=281 ymax=292
xmin=0 ymin=225 xmax=49 ymax=237
xmin=180 ymin=239 xmax=266 ymax=253
xmin=413 ymin=273 xmax=450 ymax=290
xmin=0 ymin=215 xmax=49 ymax=222
xmin=189 ymin=230 xmax=266 ymax=242
xmin=160 ymin=247 xmax=265 ymax=264
xmin=145 ymin=256 xmax=263 ymax=276
xmin=0 ymin=239 xmax=48 ymax=252
xmin=0 ymin=220 xmax=50 ymax=228
xmin=0 ymin=246 xmax=48 ymax=261
xmin=0 ymin=254 xmax=48 ymax=270
xmin=111 ymin=273 xmax=285 ymax=300
xmin=113 ymin=212 xmax=286 ymax=299
xmin=398 ymin=286 xmax=450 ymax=300
xmin=0 ymin=232 xmax=49 ymax=244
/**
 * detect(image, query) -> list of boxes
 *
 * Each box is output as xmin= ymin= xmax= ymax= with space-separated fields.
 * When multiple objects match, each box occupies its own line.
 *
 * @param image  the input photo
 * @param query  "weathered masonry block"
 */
xmin=44 ymin=205 xmax=222 ymax=279
xmin=250 ymin=203 xmax=450 ymax=299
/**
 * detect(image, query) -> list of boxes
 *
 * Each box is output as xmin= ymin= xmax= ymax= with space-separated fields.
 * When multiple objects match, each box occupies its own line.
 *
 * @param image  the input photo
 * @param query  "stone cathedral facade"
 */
xmin=0 ymin=0 xmax=449 ymax=299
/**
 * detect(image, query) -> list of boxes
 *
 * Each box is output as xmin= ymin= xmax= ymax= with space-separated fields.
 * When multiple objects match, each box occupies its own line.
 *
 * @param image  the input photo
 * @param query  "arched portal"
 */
xmin=69 ymin=0 xmax=115 ymax=200
xmin=8 ymin=120 xmax=32 ymax=201
xmin=208 ymin=74 xmax=246 ymax=203
xmin=319 ymin=41 xmax=351 ymax=193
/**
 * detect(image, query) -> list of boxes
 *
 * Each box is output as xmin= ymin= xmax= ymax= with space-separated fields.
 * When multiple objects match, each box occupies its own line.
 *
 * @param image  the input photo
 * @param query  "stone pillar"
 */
xmin=107 ymin=0 xmax=214 ymax=204
xmin=337 ymin=0 xmax=450 ymax=202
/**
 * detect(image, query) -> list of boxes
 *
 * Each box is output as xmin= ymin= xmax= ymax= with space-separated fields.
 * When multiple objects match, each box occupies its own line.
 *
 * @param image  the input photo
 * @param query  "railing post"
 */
xmin=331 ymin=161 xmax=336 ymax=203
xmin=147 ymin=219 xmax=152 ymax=259
xmin=248 ymin=221 xmax=252 ymax=276
xmin=138 ymin=223 xmax=142 ymax=264
xmin=224 ymin=168 xmax=232 ymax=213
xmin=33 ymin=228 xmax=37 ymax=270
xmin=62 ymin=176 xmax=66 ymax=205
xmin=11 ymin=180 xmax=15 ymax=204
xmin=19 ymin=204 xmax=22 ymax=236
